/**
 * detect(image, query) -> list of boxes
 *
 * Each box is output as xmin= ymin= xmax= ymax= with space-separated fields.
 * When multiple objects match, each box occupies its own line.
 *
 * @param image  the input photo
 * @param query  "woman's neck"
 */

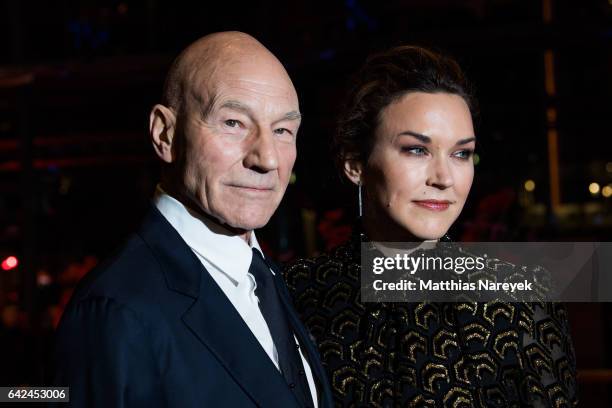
xmin=361 ymin=218 xmax=438 ymax=266
xmin=361 ymin=209 xmax=423 ymax=242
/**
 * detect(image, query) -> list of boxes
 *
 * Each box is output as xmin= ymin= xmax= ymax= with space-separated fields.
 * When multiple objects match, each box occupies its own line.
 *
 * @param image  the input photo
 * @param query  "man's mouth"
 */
xmin=228 ymin=184 xmax=275 ymax=192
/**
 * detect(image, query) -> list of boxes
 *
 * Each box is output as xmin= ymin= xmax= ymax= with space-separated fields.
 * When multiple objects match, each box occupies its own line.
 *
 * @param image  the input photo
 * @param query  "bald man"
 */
xmin=53 ymin=32 xmax=333 ymax=408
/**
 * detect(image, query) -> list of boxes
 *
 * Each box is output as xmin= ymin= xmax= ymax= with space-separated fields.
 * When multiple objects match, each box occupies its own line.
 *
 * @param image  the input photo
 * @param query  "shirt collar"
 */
xmin=153 ymin=185 xmax=262 ymax=285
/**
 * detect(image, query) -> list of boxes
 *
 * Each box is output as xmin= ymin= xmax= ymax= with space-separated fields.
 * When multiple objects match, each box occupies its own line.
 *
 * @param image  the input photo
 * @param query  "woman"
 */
xmin=284 ymin=46 xmax=578 ymax=407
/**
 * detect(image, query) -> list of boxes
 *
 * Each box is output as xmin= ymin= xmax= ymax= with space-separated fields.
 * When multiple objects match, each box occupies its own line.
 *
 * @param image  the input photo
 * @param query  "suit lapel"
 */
xmin=182 ymin=270 xmax=299 ymax=408
xmin=138 ymin=206 xmax=298 ymax=407
xmin=269 ymin=262 xmax=335 ymax=408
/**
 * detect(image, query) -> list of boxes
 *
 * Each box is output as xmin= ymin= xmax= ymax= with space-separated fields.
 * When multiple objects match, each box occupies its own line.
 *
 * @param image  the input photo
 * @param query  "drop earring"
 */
xmin=358 ymin=181 xmax=363 ymax=218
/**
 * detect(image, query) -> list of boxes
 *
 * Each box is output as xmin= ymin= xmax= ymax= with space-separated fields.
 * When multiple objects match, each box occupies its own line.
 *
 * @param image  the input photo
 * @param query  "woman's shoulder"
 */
xmin=283 ymin=239 xmax=361 ymax=289
xmin=282 ymin=239 xmax=366 ymax=319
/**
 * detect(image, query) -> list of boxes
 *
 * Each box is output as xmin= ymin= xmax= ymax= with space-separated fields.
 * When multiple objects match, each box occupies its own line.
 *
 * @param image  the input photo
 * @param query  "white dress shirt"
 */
xmin=154 ymin=188 xmax=318 ymax=407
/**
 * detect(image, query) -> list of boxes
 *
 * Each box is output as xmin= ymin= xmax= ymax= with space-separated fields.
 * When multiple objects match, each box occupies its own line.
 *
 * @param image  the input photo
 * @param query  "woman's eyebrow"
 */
xmin=397 ymin=131 xmax=476 ymax=146
xmin=397 ymin=130 xmax=431 ymax=143
xmin=456 ymin=137 xmax=476 ymax=146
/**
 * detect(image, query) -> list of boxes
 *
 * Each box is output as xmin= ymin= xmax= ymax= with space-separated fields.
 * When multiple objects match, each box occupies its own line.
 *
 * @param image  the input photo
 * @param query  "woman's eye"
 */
xmin=454 ymin=149 xmax=474 ymax=160
xmin=402 ymin=146 xmax=427 ymax=155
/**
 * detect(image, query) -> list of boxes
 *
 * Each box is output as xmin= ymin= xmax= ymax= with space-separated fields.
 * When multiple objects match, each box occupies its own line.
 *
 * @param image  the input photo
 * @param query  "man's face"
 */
xmin=176 ymin=60 xmax=300 ymax=231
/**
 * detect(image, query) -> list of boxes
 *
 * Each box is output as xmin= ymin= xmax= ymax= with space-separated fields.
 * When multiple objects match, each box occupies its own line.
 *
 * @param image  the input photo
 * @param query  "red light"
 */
xmin=2 ymin=256 xmax=18 ymax=271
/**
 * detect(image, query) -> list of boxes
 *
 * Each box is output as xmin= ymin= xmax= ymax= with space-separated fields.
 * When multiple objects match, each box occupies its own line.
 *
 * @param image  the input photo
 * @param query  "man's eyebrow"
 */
xmin=277 ymin=111 xmax=302 ymax=122
xmin=397 ymin=131 xmax=476 ymax=146
xmin=218 ymin=100 xmax=253 ymax=116
xmin=217 ymin=101 xmax=301 ymax=122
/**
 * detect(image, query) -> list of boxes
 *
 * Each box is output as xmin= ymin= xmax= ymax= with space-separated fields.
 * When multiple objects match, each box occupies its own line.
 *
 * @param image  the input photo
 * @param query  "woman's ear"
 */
xmin=150 ymin=104 xmax=176 ymax=163
xmin=343 ymin=159 xmax=363 ymax=186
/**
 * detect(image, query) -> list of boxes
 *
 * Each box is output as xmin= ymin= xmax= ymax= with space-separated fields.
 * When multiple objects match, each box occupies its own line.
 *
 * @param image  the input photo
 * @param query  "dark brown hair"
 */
xmin=333 ymin=45 xmax=477 ymax=175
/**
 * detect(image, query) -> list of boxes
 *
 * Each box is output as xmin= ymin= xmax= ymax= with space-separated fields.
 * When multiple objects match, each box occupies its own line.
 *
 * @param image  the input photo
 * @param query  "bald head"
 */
xmin=162 ymin=31 xmax=295 ymax=114
xmin=150 ymin=31 xmax=301 ymax=236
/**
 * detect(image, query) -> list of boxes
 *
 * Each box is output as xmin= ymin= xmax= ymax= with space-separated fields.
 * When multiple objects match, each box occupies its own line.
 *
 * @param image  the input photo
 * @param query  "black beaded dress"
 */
xmin=283 ymin=231 xmax=578 ymax=408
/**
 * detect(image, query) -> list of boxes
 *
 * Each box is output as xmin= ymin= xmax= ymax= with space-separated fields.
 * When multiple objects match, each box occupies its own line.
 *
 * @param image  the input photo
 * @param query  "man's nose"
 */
xmin=425 ymin=156 xmax=454 ymax=189
xmin=243 ymin=128 xmax=279 ymax=172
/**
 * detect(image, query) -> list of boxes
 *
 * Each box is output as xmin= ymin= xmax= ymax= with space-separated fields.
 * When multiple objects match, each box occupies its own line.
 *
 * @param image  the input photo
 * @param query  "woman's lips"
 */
xmin=412 ymin=200 xmax=451 ymax=211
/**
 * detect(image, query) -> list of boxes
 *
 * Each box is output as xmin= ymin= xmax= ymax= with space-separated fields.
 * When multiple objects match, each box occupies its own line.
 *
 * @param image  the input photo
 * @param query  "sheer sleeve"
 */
xmin=519 ymin=302 xmax=579 ymax=407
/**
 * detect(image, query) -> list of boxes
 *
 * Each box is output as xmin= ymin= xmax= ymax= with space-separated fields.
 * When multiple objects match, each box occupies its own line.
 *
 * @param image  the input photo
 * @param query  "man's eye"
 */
xmin=224 ymin=119 xmax=240 ymax=128
xmin=274 ymin=128 xmax=292 ymax=135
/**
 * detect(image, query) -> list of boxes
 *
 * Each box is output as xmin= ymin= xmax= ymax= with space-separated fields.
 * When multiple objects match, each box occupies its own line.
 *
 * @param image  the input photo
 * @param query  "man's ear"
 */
xmin=343 ymin=158 xmax=363 ymax=186
xmin=149 ymin=104 xmax=176 ymax=163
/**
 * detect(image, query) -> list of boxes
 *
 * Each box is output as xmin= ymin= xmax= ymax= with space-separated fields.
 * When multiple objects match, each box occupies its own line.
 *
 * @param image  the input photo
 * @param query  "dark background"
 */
xmin=0 ymin=0 xmax=610 ymax=405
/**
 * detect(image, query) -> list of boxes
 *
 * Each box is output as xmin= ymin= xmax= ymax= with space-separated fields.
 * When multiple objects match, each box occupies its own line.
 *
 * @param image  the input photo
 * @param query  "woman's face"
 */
xmin=359 ymin=92 xmax=475 ymax=241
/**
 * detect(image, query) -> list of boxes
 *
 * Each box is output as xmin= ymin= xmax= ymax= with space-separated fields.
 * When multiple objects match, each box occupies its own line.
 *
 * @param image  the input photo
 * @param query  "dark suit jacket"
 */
xmin=52 ymin=206 xmax=333 ymax=408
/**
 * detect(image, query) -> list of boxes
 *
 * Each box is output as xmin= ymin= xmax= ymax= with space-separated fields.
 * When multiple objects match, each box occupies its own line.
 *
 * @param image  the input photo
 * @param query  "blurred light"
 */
xmin=37 ymin=270 xmax=53 ymax=286
xmin=546 ymin=107 xmax=557 ymax=124
xmin=524 ymin=179 xmax=536 ymax=192
xmin=606 ymin=162 xmax=612 ymax=173
xmin=589 ymin=182 xmax=600 ymax=196
xmin=603 ymin=184 xmax=612 ymax=198
xmin=59 ymin=176 xmax=72 ymax=195
xmin=544 ymin=50 xmax=556 ymax=96
xmin=543 ymin=0 xmax=553 ymax=23
xmin=117 ymin=3 xmax=128 ymax=15
xmin=473 ymin=153 xmax=480 ymax=165
xmin=1 ymin=256 xmax=18 ymax=271
xmin=547 ymin=129 xmax=560 ymax=209
xmin=289 ymin=172 xmax=297 ymax=185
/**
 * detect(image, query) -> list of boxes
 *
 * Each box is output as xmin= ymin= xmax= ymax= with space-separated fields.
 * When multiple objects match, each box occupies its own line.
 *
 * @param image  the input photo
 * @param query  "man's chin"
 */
xmin=220 ymin=213 xmax=273 ymax=233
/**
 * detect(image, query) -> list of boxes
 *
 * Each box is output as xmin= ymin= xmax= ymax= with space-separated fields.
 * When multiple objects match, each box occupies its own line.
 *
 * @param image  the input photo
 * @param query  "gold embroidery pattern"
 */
xmin=284 ymin=238 xmax=579 ymax=407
